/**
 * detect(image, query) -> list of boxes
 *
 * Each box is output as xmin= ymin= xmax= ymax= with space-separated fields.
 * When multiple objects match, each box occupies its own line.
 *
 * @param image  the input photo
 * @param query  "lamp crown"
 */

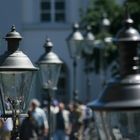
xmin=123 ymin=4 xmax=133 ymax=27
xmin=44 ymin=38 xmax=53 ymax=52
xmin=84 ymin=25 xmax=95 ymax=41
xmin=4 ymin=25 xmax=23 ymax=52
xmin=0 ymin=25 xmax=38 ymax=71
xmin=5 ymin=25 xmax=22 ymax=40
xmin=115 ymin=5 xmax=140 ymax=76
xmin=101 ymin=13 xmax=110 ymax=27
xmin=115 ymin=5 xmax=140 ymax=43
xmin=86 ymin=25 xmax=92 ymax=32
xmin=73 ymin=23 xmax=79 ymax=31
xmin=11 ymin=25 xmax=16 ymax=31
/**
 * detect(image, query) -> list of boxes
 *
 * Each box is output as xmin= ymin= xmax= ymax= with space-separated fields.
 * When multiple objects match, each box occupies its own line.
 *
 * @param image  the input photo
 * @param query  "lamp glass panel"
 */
xmin=39 ymin=63 xmax=61 ymax=89
xmin=84 ymin=39 xmax=94 ymax=55
xmin=68 ymin=39 xmax=83 ymax=59
xmin=0 ymin=71 xmax=35 ymax=114
xmin=94 ymin=110 xmax=140 ymax=140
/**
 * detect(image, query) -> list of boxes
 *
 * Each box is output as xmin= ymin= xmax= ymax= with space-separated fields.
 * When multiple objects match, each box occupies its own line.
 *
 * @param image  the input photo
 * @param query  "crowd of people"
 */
xmin=0 ymin=98 xmax=98 ymax=140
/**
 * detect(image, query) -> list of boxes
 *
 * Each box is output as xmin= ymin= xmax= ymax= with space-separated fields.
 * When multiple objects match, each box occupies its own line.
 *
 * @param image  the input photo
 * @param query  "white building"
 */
xmin=0 ymin=0 xmax=106 ymax=103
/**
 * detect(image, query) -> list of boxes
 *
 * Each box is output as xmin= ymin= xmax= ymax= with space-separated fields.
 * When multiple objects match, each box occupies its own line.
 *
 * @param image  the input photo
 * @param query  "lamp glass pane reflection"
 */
xmin=83 ymin=26 xmax=95 ymax=55
xmin=39 ymin=63 xmax=61 ymax=90
xmin=83 ymin=39 xmax=94 ymax=55
xmin=94 ymin=111 xmax=140 ymax=140
xmin=67 ymin=23 xmax=84 ymax=59
xmin=67 ymin=39 xmax=83 ymax=59
xmin=0 ymin=71 xmax=35 ymax=114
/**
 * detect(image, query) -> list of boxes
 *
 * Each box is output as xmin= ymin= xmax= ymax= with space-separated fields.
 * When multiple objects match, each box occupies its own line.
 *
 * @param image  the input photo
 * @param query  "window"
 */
xmin=40 ymin=0 xmax=65 ymax=23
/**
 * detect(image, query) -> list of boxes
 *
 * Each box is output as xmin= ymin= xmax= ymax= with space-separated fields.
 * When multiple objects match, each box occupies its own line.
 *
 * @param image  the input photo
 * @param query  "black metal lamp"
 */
xmin=37 ymin=38 xmax=63 ymax=140
xmin=67 ymin=23 xmax=84 ymax=59
xmin=37 ymin=38 xmax=63 ymax=90
xmin=66 ymin=23 xmax=84 ymax=101
xmin=0 ymin=25 xmax=38 ymax=140
xmin=100 ymin=13 xmax=111 ymax=30
xmin=88 ymin=8 xmax=140 ymax=140
xmin=83 ymin=25 xmax=95 ymax=55
xmin=101 ymin=13 xmax=112 ymax=43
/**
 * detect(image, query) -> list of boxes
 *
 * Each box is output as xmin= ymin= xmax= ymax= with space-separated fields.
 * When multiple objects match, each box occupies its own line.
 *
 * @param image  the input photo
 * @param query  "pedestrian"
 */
xmin=29 ymin=99 xmax=49 ymax=140
xmin=0 ymin=118 xmax=4 ymax=139
xmin=53 ymin=102 xmax=70 ymax=140
xmin=19 ymin=110 xmax=38 ymax=140
xmin=68 ymin=102 xmax=82 ymax=140
xmin=0 ymin=117 xmax=13 ymax=140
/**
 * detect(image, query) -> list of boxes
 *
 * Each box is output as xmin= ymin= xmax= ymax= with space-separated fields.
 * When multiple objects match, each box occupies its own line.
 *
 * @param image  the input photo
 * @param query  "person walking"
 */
xmin=0 ymin=117 xmax=13 ymax=140
xmin=53 ymin=102 xmax=70 ymax=140
xmin=29 ymin=99 xmax=49 ymax=140
xmin=19 ymin=110 xmax=38 ymax=140
xmin=68 ymin=102 xmax=82 ymax=140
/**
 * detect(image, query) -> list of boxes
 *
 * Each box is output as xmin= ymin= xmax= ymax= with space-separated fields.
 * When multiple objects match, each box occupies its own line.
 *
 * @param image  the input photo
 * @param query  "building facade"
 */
xmin=0 ymin=0 xmax=104 ymax=103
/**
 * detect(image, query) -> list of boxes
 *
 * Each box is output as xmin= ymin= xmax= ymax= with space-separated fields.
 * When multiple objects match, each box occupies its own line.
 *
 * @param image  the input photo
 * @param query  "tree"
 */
xmin=81 ymin=0 xmax=140 ymax=76
xmin=81 ymin=0 xmax=123 ymax=35
xmin=81 ymin=0 xmax=122 ymax=75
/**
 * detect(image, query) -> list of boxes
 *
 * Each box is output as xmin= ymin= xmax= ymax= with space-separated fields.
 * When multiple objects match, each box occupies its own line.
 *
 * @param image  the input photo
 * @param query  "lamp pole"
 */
xmin=37 ymin=38 xmax=63 ymax=140
xmin=67 ymin=23 xmax=84 ymax=101
xmin=100 ymin=13 xmax=111 ymax=87
xmin=45 ymin=88 xmax=52 ymax=140
xmin=73 ymin=58 xmax=78 ymax=101
xmin=0 ymin=25 xmax=37 ymax=140
xmin=88 ymin=5 xmax=140 ymax=140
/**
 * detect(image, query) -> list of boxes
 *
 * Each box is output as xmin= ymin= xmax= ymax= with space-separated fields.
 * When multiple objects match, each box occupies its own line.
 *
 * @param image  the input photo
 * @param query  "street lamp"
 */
xmin=88 ymin=7 xmax=140 ymax=140
xmin=0 ymin=25 xmax=37 ymax=140
xmin=37 ymin=38 xmax=63 ymax=140
xmin=94 ymin=14 xmax=112 ymax=87
xmin=83 ymin=26 xmax=95 ymax=55
xmin=82 ymin=25 xmax=95 ymax=102
xmin=66 ymin=23 xmax=84 ymax=101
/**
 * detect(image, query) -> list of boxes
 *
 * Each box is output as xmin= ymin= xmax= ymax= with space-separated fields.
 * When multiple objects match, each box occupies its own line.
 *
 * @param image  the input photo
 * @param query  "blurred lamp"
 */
xmin=66 ymin=23 xmax=84 ymax=101
xmin=37 ymin=38 xmax=63 ymax=90
xmin=83 ymin=25 xmax=95 ymax=55
xmin=88 ymin=8 xmax=140 ymax=140
xmin=67 ymin=23 xmax=84 ymax=59
xmin=37 ymin=37 xmax=63 ymax=140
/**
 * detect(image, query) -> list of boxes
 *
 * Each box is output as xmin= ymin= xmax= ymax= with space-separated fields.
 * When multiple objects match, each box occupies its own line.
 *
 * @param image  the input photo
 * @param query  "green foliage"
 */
xmin=80 ymin=0 xmax=140 ymax=75
xmin=81 ymin=0 xmax=123 ymax=35
xmin=80 ymin=0 xmax=123 ymax=74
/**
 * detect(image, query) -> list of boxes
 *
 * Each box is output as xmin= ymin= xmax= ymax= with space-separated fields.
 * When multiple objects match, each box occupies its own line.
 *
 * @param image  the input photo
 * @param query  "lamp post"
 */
xmin=0 ymin=25 xmax=37 ymax=140
xmin=94 ymin=14 xmax=112 ymax=87
xmin=88 ymin=6 xmax=140 ymax=140
xmin=37 ymin=38 xmax=63 ymax=140
xmin=82 ymin=25 xmax=95 ymax=102
xmin=66 ymin=23 xmax=84 ymax=101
